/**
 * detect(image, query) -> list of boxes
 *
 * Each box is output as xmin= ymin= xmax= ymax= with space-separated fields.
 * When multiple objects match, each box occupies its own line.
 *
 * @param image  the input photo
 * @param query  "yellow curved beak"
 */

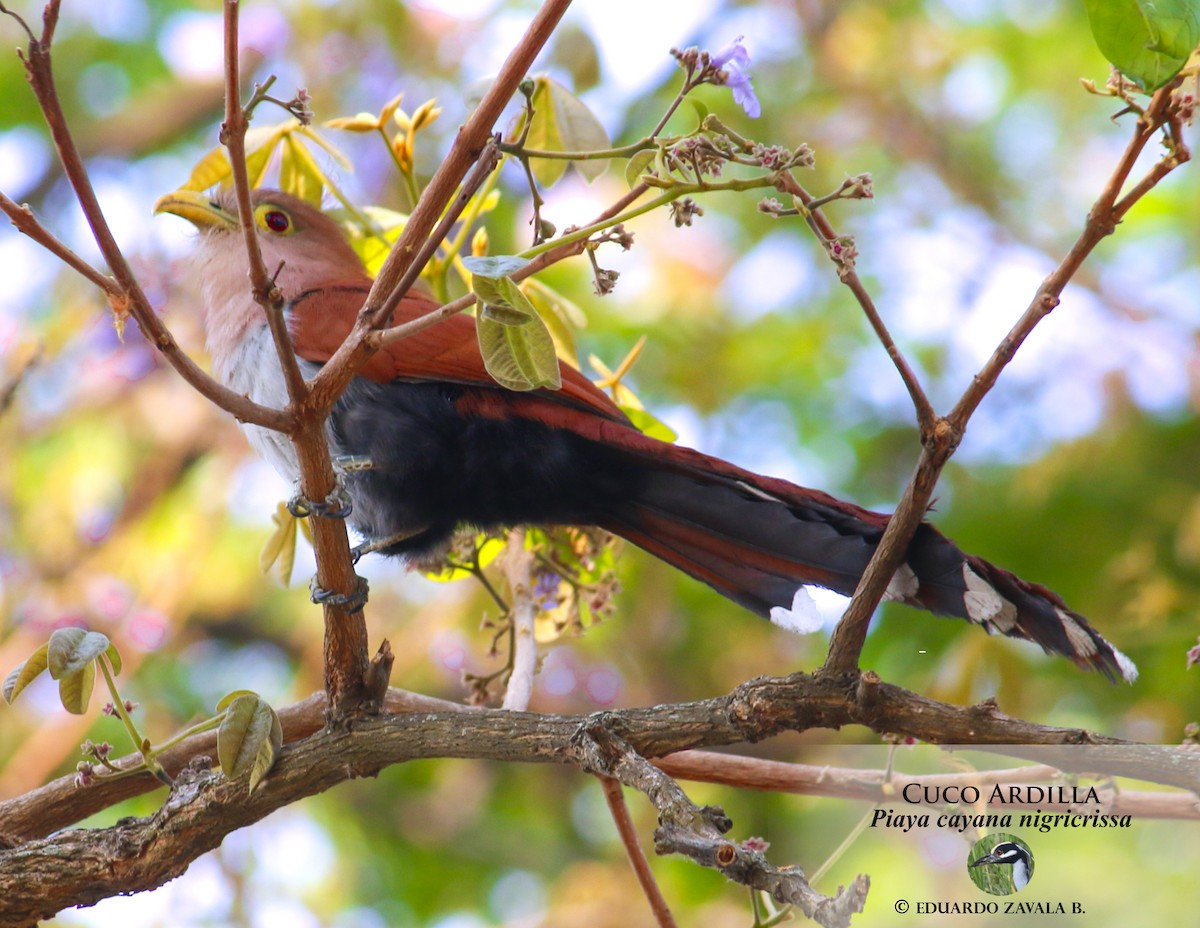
xmin=152 ymin=189 xmax=238 ymax=231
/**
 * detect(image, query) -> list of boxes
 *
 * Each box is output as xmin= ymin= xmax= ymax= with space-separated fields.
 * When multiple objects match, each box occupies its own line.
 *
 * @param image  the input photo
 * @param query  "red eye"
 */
xmin=263 ymin=210 xmax=290 ymax=233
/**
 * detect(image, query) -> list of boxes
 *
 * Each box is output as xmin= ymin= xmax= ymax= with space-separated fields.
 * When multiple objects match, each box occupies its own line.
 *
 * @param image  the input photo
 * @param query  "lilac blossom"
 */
xmin=712 ymin=36 xmax=761 ymax=118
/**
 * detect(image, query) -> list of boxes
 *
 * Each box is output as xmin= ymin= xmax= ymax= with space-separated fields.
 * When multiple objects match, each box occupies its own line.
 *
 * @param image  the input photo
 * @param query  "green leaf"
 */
xmin=550 ymin=24 xmax=602 ymax=92
xmin=522 ymin=279 xmax=585 ymax=367
xmin=624 ymin=149 xmax=656 ymax=188
xmin=47 ymin=628 xmax=111 ymax=680
xmin=105 ymin=641 xmax=122 ymax=677
xmin=620 ymin=405 xmax=679 ymax=443
xmin=279 ymin=135 xmax=326 ymax=205
xmin=216 ymin=689 xmax=263 ymax=713
xmin=217 ymin=693 xmax=283 ymax=792
xmin=58 ymin=659 xmax=96 ymax=715
xmin=477 ymin=303 xmax=562 ymax=391
xmin=420 ymin=535 xmax=506 ymax=582
xmin=1084 ymin=0 xmax=1200 ymax=90
xmin=523 ymin=77 xmax=611 ymax=186
xmin=462 ymin=255 xmax=530 ymax=278
xmin=3 ymin=644 xmax=49 ymax=704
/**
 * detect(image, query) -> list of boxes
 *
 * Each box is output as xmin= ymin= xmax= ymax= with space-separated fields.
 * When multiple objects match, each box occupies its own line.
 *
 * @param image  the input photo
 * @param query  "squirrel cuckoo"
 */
xmin=155 ymin=188 xmax=1136 ymax=682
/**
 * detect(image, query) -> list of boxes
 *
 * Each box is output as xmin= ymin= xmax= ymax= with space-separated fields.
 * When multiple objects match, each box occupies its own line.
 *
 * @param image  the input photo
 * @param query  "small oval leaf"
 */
xmin=47 ymin=628 xmax=110 ymax=680
xmin=3 ymin=644 xmax=50 ymax=704
xmin=217 ymin=693 xmax=283 ymax=790
xmin=477 ymin=310 xmax=562 ymax=391
xmin=624 ymin=149 xmax=656 ymax=188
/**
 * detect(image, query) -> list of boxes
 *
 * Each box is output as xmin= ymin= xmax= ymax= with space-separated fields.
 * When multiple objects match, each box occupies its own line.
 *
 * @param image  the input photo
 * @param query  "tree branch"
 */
xmin=821 ymin=78 xmax=1190 ymax=674
xmin=306 ymin=0 xmax=573 ymax=412
xmin=0 ymin=0 xmax=291 ymax=433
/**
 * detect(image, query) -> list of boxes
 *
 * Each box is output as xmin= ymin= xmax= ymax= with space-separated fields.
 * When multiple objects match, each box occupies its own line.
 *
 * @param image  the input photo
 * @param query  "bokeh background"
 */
xmin=1 ymin=0 xmax=1197 ymax=925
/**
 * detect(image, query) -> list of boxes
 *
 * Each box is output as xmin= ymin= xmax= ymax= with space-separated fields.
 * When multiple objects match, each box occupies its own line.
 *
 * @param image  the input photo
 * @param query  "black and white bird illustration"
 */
xmin=970 ymin=840 xmax=1033 ymax=891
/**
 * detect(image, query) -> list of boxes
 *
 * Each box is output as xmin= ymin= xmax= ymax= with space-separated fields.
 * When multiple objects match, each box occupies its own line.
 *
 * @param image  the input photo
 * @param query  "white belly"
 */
xmin=214 ymin=326 xmax=303 ymax=481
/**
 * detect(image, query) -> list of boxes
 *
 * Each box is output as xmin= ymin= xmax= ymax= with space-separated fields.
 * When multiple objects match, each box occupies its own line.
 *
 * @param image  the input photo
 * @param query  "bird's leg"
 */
xmin=349 ymin=528 xmax=427 ymax=563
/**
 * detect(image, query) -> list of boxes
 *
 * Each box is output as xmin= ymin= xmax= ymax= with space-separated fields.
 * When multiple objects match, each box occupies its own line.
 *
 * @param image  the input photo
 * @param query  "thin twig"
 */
xmin=599 ymin=777 xmax=679 ymax=928
xmin=1 ymin=0 xmax=289 ymax=432
xmin=822 ymin=80 xmax=1190 ymax=674
xmin=220 ymin=0 xmax=308 ymax=405
xmin=307 ymin=0 xmax=574 ymax=414
xmin=775 ymin=170 xmax=936 ymax=433
xmin=219 ymin=0 xmax=370 ymax=714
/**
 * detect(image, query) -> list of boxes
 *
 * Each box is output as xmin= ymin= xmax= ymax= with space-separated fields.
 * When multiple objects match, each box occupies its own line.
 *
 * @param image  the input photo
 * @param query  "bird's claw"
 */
xmin=309 ymin=575 xmax=370 ymax=613
xmin=334 ymin=454 xmax=375 ymax=473
xmin=287 ymin=482 xmax=354 ymax=520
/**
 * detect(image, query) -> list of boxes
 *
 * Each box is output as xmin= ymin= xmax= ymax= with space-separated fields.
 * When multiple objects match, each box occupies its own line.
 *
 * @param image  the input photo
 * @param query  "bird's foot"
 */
xmin=309 ymin=575 xmax=370 ymax=613
xmin=287 ymin=482 xmax=354 ymax=520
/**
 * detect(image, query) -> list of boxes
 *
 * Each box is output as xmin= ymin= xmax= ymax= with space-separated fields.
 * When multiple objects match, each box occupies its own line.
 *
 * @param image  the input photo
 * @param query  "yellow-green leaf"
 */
xmin=260 ymin=501 xmax=301 ymax=584
xmin=522 ymin=76 xmax=610 ymax=186
xmin=620 ymin=404 xmax=678 ymax=442
xmin=216 ymin=689 xmax=262 ymax=713
xmin=105 ymin=641 xmax=122 ymax=677
xmin=217 ymin=693 xmax=283 ymax=792
xmin=522 ymin=279 xmax=585 ymax=367
xmin=58 ymin=659 xmax=96 ymax=715
xmin=477 ymin=302 xmax=561 ymax=391
xmin=420 ymin=535 xmax=506 ymax=582
xmin=3 ymin=644 xmax=49 ymax=704
xmin=624 ymin=149 xmax=656 ymax=188
xmin=182 ymin=145 xmax=234 ymax=191
xmin=279 ymin=135 xmax=325 ymax=205
xmin=325 ymin=112 xmax=382 ymax=132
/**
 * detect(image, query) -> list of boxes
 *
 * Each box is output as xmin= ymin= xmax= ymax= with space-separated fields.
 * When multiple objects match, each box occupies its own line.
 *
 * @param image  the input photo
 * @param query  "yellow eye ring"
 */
xmin=254 ymin=204 xmax=293 ymax=235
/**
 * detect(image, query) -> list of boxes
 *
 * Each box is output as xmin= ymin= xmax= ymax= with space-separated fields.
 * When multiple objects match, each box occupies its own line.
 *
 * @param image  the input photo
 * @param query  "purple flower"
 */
xmin=712 ymin=36 xmax=761 ymax=119
xmin=711 ymin=36 xmax=751 ymax=71
xmin=533 ymin=570 xmax=562 ymax=610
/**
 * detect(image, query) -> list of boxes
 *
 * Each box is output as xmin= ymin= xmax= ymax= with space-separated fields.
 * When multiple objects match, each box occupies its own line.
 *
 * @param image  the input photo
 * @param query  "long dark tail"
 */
xmin=597 ymin=445 xmax=1136 ymax=682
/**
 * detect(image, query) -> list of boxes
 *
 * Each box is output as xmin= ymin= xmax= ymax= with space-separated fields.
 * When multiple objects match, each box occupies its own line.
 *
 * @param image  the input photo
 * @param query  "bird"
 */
xmin=154 ymin=187 xmax=1137 ymax=682
xmin=970 ymin=840 xmax=1033 ymax=891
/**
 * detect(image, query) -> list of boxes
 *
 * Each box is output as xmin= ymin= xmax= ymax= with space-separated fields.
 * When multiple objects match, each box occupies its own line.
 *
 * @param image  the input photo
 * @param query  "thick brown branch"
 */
xmin=2 ymin=671 xmax=1195 ymax=923
xmin=5 ymin=672 xmax=1194 ymax=848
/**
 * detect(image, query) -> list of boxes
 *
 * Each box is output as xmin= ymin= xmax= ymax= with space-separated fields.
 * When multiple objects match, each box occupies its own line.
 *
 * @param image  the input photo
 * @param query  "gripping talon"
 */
xmin=334 ymin=454 xmax=375 ymax=473
xmin=287 ymin=483 xmax=354 ymax=520
xmin=309 ymin=575 xmax=369 ymax=613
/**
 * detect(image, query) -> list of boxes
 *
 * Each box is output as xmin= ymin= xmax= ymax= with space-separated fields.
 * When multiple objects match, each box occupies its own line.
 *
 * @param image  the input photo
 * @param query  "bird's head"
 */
xmin=154 ymin=188 xmax=369 ymax=373
xmin=154 ymin=188 xmax=365 ymax=297
xmin=969 ymin=841 xmax=1030 ymax=869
